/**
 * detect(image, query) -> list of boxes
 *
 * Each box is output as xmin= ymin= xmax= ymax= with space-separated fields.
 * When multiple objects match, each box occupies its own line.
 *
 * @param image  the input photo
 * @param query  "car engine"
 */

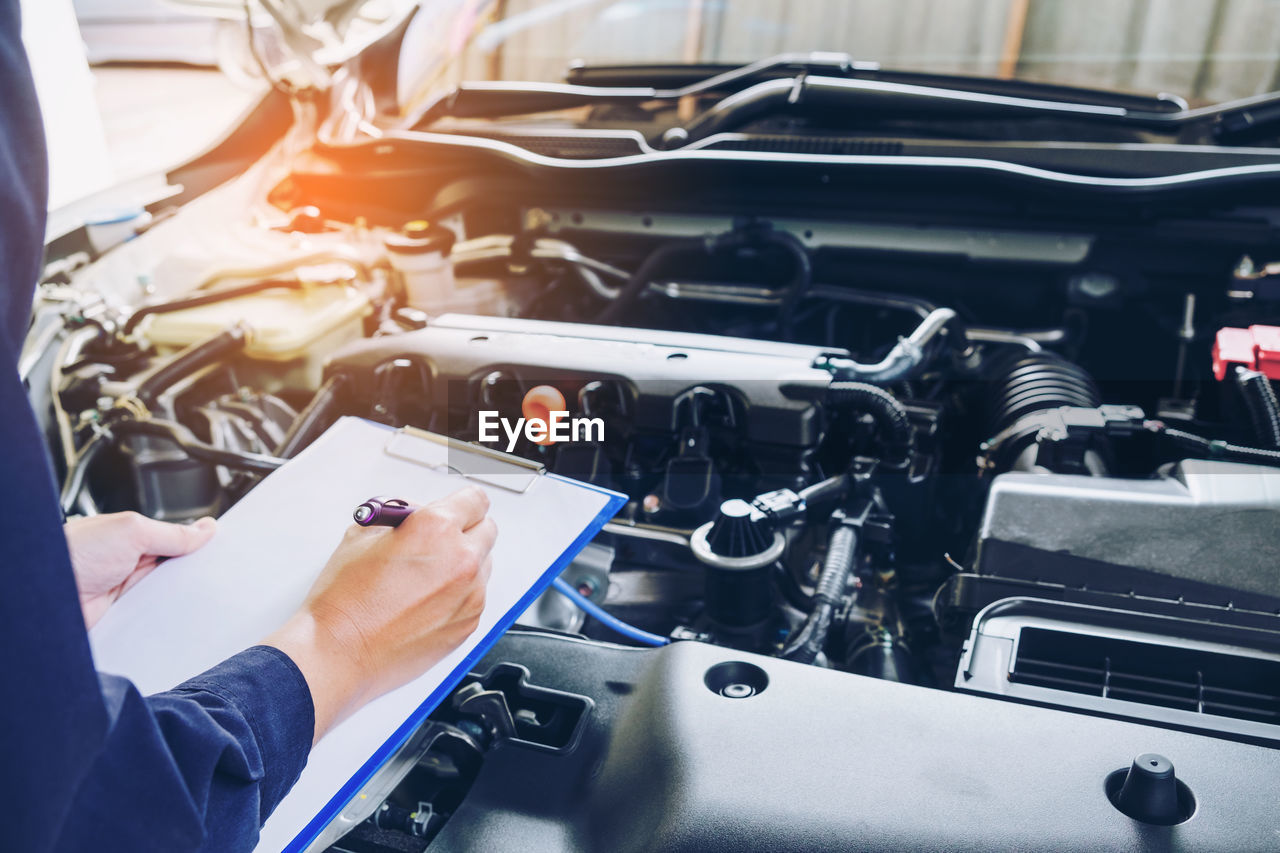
xmin=26 ymin=131 xmax=1280 ymax=850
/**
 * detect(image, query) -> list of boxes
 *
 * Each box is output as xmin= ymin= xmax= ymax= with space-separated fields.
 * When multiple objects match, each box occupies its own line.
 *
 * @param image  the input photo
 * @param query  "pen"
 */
xmin=353 ymin=497 xmax=415 ymax=528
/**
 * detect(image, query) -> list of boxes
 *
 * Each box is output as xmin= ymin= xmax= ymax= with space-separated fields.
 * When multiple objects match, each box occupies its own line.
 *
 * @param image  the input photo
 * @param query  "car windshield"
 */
xmin=400 ymin=0 xmax=1280 ymax=112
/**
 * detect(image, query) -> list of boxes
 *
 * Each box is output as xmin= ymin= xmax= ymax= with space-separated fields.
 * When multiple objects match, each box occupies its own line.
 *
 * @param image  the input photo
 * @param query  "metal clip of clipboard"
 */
xmin=382 ymin=426 xmax=546 ymax=494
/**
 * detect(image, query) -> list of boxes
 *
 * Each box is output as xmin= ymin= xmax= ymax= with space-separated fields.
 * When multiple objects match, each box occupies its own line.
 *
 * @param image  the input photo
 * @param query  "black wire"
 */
xmin=782 ymin=524 xmax=859 ymax=664
xmin=593 ymin=238 xmax=706 ymax=325
xmin=275 ymin=373 xmax=349 ymax=458
xmin=60 ymin=432 xmax=108 ymax=515
xmin=1235 ymin=367 xmax=1280 ymax=448
xmin=134 ymin=327 xmax=248 ymax=405
xmin=776 ymin=562 xmax=815 ymax=611
xmin=123 ymin=280 xmax=302 ymax=336
xmin=768 ymin=228 xmax=813 ymax=341
xmin=826 ymin=381 xmax=915 ymax=468
xmin=797 ymin=473 xmax=849 ymax=505
xmin=111 ymin=418 xmax=285 ymax=475
xmin=1157 ymin=425 xmax=1280 ymax=466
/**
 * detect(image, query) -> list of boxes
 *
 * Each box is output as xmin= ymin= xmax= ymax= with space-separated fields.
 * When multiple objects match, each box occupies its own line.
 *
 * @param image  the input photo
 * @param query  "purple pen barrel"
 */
xmin=353 ymin=498 xmax=415 ymax=528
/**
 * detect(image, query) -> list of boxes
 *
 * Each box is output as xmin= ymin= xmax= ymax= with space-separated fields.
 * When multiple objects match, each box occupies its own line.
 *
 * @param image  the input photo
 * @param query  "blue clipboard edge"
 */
xmin=282 ymin=476 xmax=628 ymax=853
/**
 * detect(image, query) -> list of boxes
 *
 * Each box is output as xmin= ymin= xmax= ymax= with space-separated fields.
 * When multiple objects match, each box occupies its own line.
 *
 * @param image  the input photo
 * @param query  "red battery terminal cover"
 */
xmin=1212 ymin=325 xmax=1280 ymax=381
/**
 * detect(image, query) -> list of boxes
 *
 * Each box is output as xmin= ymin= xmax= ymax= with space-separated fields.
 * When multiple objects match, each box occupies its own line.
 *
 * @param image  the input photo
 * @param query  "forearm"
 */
xmin=263 ymin=611 xmax=370 ymax=745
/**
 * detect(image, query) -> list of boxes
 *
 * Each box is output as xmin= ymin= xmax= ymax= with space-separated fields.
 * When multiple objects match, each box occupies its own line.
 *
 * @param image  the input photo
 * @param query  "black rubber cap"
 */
xmin=704 ymin=499 xmax=772 ymax=558
xmin=1113 ymin=753 xmax=1181 ymax=825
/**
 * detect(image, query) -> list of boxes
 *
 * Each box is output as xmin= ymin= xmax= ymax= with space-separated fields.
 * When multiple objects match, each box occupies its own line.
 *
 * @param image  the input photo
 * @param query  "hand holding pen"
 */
xmin=268 ymin=487 xmax=496 ymax=742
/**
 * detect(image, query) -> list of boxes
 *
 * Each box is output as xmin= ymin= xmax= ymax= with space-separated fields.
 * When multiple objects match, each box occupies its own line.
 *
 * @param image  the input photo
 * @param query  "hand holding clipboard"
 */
xmin=88 ymin=417 xmax=625 ymax=852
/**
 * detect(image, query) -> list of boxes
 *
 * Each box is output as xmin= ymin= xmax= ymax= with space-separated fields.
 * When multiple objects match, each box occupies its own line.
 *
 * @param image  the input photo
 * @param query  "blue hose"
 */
xmin=551 ymin=577 xmax=670 ymax=646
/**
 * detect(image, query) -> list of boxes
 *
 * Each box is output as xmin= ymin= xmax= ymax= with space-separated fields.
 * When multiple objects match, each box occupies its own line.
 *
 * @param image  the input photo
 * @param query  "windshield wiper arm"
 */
xmin=420 ymin=51 xmax=1188 ymax=123
xmin=671 ymin=75 xmax=1160 ymax=144
xmin=421 ymin=52 xmax=877 ymax=120
xmin=419 ymin=53 xmax=1280 ymax=146
xmin=567 ymin=60 xmax=1187 ymax=115
xmin=670 ymin=76 xmax=1280 ymax=146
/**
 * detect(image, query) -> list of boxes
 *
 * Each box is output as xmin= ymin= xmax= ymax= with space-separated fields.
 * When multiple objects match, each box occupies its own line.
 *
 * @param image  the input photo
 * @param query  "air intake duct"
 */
xmin=989 ymin=353 xmax=1101 ymax=433
xmin=986 ymin=353 xmax=1105 ymax=475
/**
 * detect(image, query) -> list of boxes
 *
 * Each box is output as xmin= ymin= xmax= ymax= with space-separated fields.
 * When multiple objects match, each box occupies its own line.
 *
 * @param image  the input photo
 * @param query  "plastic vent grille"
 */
xmin=704 ymin=136 xmax=905 ymax=156
xmin=446 ymin=131 xmax=643 ymax=159
xmin=1011 ymin=627 xmax=1280 ymax=725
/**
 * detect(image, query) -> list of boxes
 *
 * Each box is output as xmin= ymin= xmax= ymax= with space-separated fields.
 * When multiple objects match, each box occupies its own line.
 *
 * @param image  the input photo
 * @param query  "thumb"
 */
xmin=134 ymin=516 xmax=218 ymax=558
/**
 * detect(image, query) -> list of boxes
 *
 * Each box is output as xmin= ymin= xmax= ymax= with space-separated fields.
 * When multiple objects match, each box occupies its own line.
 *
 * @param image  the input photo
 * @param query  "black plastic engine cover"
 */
xmin=324 ymin=314 xmax=837 ymax=448
xmin=423 ymin=630 xmax=1280 ymax=852
xmin=974 ymin=460 xmax=1280 ymax=612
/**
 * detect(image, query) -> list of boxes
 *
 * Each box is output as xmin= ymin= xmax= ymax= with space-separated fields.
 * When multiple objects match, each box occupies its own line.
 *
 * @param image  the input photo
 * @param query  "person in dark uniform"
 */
xmin=0 ymin=5 xmax=496 ymax=850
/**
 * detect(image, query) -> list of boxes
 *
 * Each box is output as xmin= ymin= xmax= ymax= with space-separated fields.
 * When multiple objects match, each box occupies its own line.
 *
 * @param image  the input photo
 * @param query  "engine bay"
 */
xmin=26 ymin=130 xmax=1280 ymax=849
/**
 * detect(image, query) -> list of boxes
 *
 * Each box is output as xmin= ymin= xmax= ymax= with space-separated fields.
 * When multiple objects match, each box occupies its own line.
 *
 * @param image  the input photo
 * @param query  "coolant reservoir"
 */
xmin=386 ymin=220 xmax=457 ymax=310
xmin=140 ymin=277 xmax=371 ymax=389
xmin=385 ymin=221 xmax=529 ymax=316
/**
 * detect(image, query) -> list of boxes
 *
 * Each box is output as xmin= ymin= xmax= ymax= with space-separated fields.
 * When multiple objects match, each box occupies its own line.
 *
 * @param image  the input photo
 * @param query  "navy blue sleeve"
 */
xmin=55 ymin=650 xmax=314 ymax=853
xmin=0 ymin=3 xmax=316 ymax=851
xmin=1 ymin=340 xmax=316 ymax=853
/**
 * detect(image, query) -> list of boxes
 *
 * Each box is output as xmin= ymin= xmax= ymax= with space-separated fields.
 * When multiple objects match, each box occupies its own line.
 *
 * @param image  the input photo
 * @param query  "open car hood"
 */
xmin=167 ymin=0 xmax=418 ymax=86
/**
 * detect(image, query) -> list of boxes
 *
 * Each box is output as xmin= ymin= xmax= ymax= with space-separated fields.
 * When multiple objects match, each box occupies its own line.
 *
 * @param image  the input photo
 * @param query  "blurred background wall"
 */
xmin=488 ymin=0 xmax=1280 ymax=106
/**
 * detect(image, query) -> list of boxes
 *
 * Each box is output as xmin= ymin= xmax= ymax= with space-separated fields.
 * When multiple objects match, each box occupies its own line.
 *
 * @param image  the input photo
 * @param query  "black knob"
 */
xmin=704 ymin=499 xmax=771 ymax=558
xmin=1111 ymin=753 xmax=1186 ymax=825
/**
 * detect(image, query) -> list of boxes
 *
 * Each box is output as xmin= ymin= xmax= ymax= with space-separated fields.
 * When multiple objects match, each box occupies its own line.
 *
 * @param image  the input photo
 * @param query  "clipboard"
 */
xmin=87 ymin=417 xmax=627 ymax=853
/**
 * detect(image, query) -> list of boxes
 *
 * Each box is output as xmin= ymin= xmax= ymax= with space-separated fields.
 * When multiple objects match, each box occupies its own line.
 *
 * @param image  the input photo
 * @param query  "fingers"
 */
xmin=415 ymin=486 xmax=490 ymax=532
xmin=128 ymin=513 xmax=217 ymax=557
xmin=118 ymin=563 xmax=162 ymax=595
xmin=465 ymin=517 xmax=498 ymax=558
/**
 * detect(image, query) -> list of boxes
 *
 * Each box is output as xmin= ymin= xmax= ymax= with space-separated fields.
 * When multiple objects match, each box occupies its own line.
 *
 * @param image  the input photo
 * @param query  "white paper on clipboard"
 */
xmin=87 ymin=416 xmax=625 ymax=852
